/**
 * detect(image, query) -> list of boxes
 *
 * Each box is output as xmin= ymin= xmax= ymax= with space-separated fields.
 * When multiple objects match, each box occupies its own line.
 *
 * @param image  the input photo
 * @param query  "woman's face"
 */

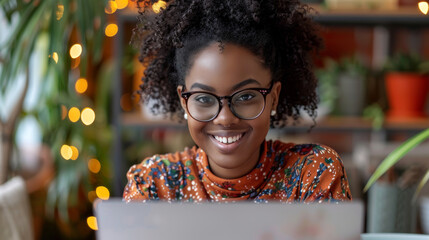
xmin=177 ymin=43 xmax=281 ymax=179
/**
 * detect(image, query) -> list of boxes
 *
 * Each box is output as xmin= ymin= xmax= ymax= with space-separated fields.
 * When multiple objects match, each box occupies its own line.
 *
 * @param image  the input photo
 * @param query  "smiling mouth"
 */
xmin=213 ymin=133 xmax=244 ymax=144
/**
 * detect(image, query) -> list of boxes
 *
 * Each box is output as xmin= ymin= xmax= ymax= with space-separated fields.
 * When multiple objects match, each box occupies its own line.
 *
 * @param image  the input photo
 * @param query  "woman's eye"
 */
xmin=236 ymin=93 xmax=255 ymax=101
xmin=193 ymin=94 xmax=215 ymax=105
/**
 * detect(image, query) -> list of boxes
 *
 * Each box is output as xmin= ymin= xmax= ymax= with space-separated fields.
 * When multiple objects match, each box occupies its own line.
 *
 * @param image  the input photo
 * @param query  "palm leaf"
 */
xmin=364 ymin=128 xmax=429 ymax=192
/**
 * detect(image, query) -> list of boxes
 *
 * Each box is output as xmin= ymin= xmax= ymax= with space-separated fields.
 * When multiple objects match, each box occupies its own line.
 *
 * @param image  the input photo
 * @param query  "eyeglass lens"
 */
xmin=186 ymin=89 xmax=266 ymax=121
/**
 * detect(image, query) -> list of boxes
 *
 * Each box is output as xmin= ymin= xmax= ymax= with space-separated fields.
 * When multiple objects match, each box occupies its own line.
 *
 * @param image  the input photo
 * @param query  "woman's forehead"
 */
xmin=184 ymin=43 xmax=272 ymax=92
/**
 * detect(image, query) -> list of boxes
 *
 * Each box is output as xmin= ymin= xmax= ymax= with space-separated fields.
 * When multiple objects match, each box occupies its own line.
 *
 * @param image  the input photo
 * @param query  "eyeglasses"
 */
xmin=180 ymin=82 xmax=273 ymax=122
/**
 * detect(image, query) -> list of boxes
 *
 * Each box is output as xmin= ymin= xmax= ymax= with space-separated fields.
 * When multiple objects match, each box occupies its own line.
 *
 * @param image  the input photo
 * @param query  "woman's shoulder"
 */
xmin=126 ymin=146 xmax=199 ymax=177
xmin=269 ymin=140 xmax=342 ymax=165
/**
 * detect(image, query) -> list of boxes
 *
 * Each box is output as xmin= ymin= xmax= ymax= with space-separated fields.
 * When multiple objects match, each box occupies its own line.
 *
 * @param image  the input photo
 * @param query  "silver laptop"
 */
xmin=94 ymin=198 xmax=364 ymax=240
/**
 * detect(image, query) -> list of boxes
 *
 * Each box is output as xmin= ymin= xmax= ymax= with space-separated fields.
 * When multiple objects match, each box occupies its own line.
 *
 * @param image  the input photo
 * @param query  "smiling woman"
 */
xmin=123 ymin=0 xmax=352 ymax=203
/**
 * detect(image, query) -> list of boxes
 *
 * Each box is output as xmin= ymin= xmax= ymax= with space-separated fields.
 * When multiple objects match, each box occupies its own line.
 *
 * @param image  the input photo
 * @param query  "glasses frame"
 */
xmin=180 ymin=82 xmax=274 ymax=122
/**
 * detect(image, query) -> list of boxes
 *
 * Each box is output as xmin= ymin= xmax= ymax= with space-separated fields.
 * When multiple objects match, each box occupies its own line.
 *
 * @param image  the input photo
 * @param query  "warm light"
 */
xmin=96 ymin=186 xmax=110 ymax=200
xmin=88 ymin=158 xmax=101 ymax=173
xmin=60 ymin=145 xmax=73 ymax=160
xmin=419 ymin=1 xmax=429 ymax=15
xmin=152 ymin=0 xmax=167 ymax=13
xmin=50 ymin=52 xmax=59 ymax=64
xmin=68 ymin=107 xmax=80 ymax=122
xmin=75 ymin=78 xmax=88 ymax=94
xmin=69 ymin=44 xmax=82 ymax=59
xmin=105 ymin=0 xmax=118 ymax=14
xmin=81 ymin=107 xmax=96 ymax=125
xmin=87 ymin=216 xmax=98 ymax=231
xmin=56 ymin=4 xmax=64 ymax=20
xmin=61 ymin=105 xmax=67 ymax=120
xmin=88 ymin=191 xmax=97 ymax=202
xmin=105 ymin=23 xmax=118 ymax=37
xmin=71 ymin=57 xmax=80 ymax=69
xmin=116 ymin=0 xmax=128 ymax=9
xmin=70 ymin=146 xmax=79 ymax=160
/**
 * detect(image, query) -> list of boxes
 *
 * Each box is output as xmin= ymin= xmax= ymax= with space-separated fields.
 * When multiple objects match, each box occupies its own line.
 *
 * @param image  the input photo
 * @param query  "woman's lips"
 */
xmin=209 ymin=132 xmax=247 ymax=154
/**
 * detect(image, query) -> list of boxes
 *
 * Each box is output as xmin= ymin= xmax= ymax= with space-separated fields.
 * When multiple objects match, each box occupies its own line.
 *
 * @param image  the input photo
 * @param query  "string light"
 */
xmin=68 ymin=107 xmax=80 ymax=122
xmin=56 ymin=4 xmax=64 ymax=20
xmin=49 ymin=52 xmax=59 ymax=64
xmin=116 ymin=0 xmax=128 ymax=9
xmin=105 ymin=23 xmax=118 ymax=37
xmin=419 ymin=1 xmax=429 ymax=15
xmin=88 ymin=158 xmax=101 ymax=173
xmin=60 ymin=145 xmax=73 ymax=160
xmin=152 ymin=0 xmax=167 ymax=13
xmin=87 ymin=216 xmax=98 ymax=230
xmin=105 ymin=0 xmax=118 ymax=14
xmin=61 ymin=105 xmax=68 ymax=120
xmin=96 ymin=186 xmax=110 ymax=200
xmin=70 ymin=146 xmax=79 ymax=160
xmin=88 ymin=191 xmax=97 ymax=202
xmin=75 ymin=78 xmax=88 ymax=94
xmin=81 ymin=107 xmax=96 ymax=125
xmin=70 ymin=44 xmax=82 ymax=59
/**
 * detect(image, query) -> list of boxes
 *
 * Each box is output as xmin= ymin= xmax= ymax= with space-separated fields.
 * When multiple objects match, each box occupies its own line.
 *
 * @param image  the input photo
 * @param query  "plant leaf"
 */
xmin=364 ymin=128 xmax=429 ymax=192
xmin=413 ymin=169 xmax=429 ymax=202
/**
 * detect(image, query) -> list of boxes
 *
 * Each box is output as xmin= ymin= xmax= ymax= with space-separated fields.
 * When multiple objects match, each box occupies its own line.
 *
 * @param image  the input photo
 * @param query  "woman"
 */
xmin=123 ymin=0 xmax=352 ymax=202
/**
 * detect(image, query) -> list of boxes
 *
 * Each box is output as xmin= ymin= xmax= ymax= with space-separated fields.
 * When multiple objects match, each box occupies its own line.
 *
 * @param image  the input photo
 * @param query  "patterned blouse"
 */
xmin=123 ymin=140 xmax=352 ymax=203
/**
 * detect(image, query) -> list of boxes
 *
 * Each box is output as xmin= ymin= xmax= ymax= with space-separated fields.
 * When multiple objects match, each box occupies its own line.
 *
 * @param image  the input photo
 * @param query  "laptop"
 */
xmin=94 ymin=198 xmax=364 ymax=240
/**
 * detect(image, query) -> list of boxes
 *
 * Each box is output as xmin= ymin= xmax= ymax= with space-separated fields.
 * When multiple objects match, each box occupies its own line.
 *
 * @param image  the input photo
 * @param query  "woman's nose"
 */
xmin=212 ymin=100 xmax=240 ymax=126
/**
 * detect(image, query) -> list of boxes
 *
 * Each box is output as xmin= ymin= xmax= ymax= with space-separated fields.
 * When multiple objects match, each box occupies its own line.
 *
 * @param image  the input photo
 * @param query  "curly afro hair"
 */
xmin=133 ymin=0 xmax=323 ymax=127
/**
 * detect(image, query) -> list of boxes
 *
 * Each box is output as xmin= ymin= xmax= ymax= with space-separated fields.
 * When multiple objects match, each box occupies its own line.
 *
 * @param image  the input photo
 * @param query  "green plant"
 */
xmin=1 ymin=0 xmax=114 ymax=238
xmin=384 ymin=53 xmax=429 ymax=74
xmin=364 ymin=128 xmax=429 ymax=198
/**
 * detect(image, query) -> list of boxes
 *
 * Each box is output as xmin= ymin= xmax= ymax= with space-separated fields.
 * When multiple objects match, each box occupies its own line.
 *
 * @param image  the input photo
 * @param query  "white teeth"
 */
xmin=214 ymin=134 xmax=243 ymax=144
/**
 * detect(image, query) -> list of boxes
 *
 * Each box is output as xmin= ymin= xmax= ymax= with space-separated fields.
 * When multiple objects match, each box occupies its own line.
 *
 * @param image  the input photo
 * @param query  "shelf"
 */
xmin=309 ymin=4 xmax=429 ymax=27
xmin=121 ymin=112 xmax=429 ymax=132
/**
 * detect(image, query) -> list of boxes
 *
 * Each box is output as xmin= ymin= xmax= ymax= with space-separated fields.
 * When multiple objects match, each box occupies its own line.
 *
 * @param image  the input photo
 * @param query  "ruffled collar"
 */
xmin=195 ymin=140 xmax=277 ymax=201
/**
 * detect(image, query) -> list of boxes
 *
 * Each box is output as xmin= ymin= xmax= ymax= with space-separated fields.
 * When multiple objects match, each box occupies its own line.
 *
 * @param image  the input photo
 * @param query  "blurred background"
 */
xmin=0 ymin=0 xmax=429 ymax=239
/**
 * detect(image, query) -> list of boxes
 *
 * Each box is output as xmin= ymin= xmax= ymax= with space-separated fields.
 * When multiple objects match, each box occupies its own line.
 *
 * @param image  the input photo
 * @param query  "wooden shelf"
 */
xmin=121 ymin=112 xmax=429 ymax=132
xmin=309 ymin=4 xmax=429 ymax=26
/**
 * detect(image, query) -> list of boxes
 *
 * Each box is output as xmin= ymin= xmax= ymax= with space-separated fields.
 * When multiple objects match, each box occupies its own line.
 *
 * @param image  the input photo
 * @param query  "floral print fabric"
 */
xmin=123 ymin=140 xmax=352 ymax=203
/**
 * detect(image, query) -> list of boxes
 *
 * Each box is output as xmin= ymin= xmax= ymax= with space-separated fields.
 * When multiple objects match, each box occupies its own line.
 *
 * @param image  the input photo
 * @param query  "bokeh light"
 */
xmin=81 ymin=107 xmax=96 ymax=125
xmin=88 ymin=191 xmax=97 ymax=202
xmin=419 ymin=1 xmax=429 ymax=15
xmin=105 ymin=23 xmax=118 ymax=37
xmin=61 ymin=105 xmax=68 ymax=120
xmin=116 ymin=0 xmax=128 ymax=9
xmin=87 ymin=216 xmax=98 ymax=230
xmin=70 ymin=146 xmax=79 ymax=160
xmin=69 ymin=44 xmax=82 ymax=59
xmin=75 ymin=78 xmax=88 ymax=94
xmin=96 ymin=186 xmax=110 ymax=200
xmin=152 ymin=0 xmax=167 ymax=13
xmin=88 ymin=158 xmax=101 ymax=173
xmin=68 ymin=107 xmax=80 ymax=122
xmin=50 ymin=52 xmax=59 ymax=64
xmin=105 ymin=0 xmax=118 ymax=14
xmin=56 ymin=4 xmax=64 ymax=20
xmin=60 ymin=145 xmax=72 ymax=160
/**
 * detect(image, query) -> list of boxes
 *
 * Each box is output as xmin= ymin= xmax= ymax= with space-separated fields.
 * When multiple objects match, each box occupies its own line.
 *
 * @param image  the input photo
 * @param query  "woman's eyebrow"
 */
xmin=231 ymin=79 xmax=261 ymax=91
xmin=189 ymin=79 xmax=261 ymax=92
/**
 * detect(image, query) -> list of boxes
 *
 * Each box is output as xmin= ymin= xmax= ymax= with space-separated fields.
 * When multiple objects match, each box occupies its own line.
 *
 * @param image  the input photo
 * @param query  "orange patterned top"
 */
xmin=123 ymin=140 xmax=352 ymax=203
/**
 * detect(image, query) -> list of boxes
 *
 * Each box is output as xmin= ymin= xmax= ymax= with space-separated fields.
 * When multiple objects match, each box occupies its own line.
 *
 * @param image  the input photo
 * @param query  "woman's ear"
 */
xmin=271 ymin=81 xmax=282 ymax=111
xmin=177 ymin=85 xmax=187 ymax=112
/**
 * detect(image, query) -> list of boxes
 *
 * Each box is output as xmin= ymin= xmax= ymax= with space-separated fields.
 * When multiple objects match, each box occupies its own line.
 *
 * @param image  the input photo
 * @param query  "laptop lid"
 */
xmin=94 ymin=198 xmax=364 ymax=240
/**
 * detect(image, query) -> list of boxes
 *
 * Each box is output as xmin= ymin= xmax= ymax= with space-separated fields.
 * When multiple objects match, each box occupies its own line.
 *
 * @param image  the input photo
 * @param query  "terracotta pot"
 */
xmin=385 ymin=72 xmax=429 ymax=120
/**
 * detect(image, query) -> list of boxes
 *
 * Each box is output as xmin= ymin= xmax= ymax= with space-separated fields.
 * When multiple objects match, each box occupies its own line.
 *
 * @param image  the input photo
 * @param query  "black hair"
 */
xmin=133 ymin=0 xmax=323 ymax=127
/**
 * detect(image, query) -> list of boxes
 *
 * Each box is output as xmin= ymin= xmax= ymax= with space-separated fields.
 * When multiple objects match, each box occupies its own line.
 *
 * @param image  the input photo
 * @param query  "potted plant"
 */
xmin=363 ymin=127 xmax=429 ymax=233
xmin=315 ymin=56 xmax=367 ymax=117
xmin=384 ymin=53 xmax=429 ymax=121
